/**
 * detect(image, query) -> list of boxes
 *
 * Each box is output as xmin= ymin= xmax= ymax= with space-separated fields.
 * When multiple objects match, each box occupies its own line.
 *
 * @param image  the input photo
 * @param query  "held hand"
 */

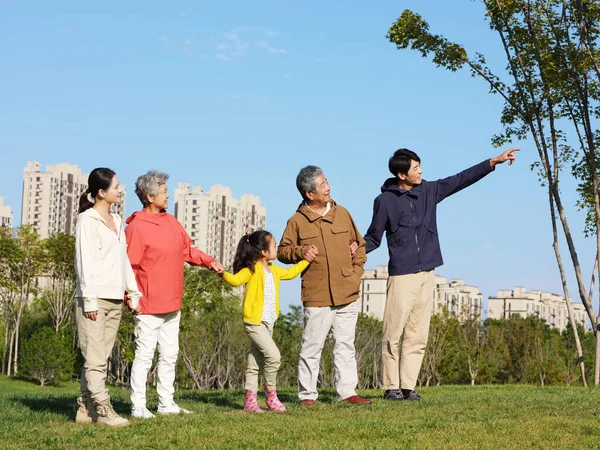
xmin=210 ymin=261 xmax=225 ymax=274
xmin=85 ymin=310 xmax=98 ymax=321
xmin=127 ymin=299 xmax=141 ymax=314
xmin=491 ymin=148 xmax=520 ymax=167
xmin=349 ymin=241 xmax=358 ymax=257
xmin=302 ymin=244 xmax=319 ymax=262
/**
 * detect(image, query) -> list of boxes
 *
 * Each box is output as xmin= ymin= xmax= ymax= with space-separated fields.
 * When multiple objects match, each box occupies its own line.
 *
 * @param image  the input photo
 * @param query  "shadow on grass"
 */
xmin=12 ymin=393 xmax=131 ymax=421
xmin=176 ymin=387 xmax=345 ymax=409
xmin=178 ymin=390 xmax=243 ymax=409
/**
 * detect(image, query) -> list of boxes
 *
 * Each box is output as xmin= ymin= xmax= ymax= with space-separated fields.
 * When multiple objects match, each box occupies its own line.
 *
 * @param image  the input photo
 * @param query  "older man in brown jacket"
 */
xmin=278 ymin=165 xmax=370 ymax=406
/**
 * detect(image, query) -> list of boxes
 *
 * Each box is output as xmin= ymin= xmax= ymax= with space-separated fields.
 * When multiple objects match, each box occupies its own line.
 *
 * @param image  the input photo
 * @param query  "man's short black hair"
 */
xmin=389 ymin=148 xmax=421 ymax=177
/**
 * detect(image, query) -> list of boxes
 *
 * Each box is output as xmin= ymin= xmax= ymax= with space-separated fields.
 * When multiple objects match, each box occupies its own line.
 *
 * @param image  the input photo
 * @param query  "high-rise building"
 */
xmin=21 ymin=161 xmax=126 ymax=239
xmin=358 ymin=265 xmax=483 ymax=322
xmin=0 ymin=196 xmax=13 ymax=229
xmin=487 ymin=286 xmax=587 ymax=331
xmin=173 ymin=183 xmax=266 ymax=269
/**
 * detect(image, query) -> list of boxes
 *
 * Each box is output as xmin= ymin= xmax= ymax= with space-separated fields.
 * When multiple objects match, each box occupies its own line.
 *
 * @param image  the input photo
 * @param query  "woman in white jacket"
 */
xmin=74 ymin=167 xmax=141 ymax=427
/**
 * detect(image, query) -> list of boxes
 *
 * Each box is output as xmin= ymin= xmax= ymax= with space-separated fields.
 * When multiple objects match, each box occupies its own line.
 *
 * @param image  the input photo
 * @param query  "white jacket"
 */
xmin=75 ymin=208 xmax=141 ymax=312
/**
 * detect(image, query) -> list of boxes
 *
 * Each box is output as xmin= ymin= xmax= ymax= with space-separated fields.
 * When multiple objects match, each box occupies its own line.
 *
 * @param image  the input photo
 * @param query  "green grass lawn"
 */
xmin=1 ymin=376 xmax=599 ymax=449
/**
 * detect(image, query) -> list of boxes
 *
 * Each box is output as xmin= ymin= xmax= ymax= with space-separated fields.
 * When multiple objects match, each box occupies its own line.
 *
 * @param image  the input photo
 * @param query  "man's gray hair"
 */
xmin=296 ymin=165 xmax=323 ymax=202
xmin=135 ymin=170 xmax=169 ymax=207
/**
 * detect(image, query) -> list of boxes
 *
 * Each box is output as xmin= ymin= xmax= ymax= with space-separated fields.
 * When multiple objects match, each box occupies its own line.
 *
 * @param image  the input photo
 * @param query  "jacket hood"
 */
xmin=126 ymin=209 xmax=169 ymax=225
xmin=381 ymin=178 xmax=423 ymax=197
xmin=296 ymin=200 xmax=338 ymax=222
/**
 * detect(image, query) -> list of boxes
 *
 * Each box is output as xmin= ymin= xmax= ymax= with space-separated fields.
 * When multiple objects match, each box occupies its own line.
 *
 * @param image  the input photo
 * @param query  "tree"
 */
xmin=274 ymin=305 xmax=304 ymax=387
xmin=458 ymin=317 xmax=487 ymax=386
xmin=387 ymin=2 xmax=600 ymax=385
xmin=178 ymin=266 xmax=247 ymax=389
xmin=420 ymin=310 xmax=452 ymax=387
xmin=40 ymin=233 xmax=76 ymax=332
xmin=0 ymin=226 xmax=44 ymax=376
xmin=20 ymin=326 xmax=75 ymax=386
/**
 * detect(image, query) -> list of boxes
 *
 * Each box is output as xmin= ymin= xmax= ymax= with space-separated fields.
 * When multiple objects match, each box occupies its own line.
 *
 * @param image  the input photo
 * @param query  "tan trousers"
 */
xmin=76 ymin=297 xmax=123 ymax=402
xmin=382 ymin=270 xmax=434 ymax=390
xmin=244 ymin=322 xmax=281 ymax=392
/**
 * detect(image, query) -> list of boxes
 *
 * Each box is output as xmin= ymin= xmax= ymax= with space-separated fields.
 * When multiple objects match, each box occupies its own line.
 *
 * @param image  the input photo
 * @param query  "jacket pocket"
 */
xmin=331 ymin=226 xmax=349 ymax=235
xmin=301 ymin=268 xmax=323 ymax=301
xmin=299 ymin=229 xmax=320 ymax=244
xmin=386 ymin=227 xmax=410 ymax=250
xmin=341 ymin=266 xmax=360 ymax=298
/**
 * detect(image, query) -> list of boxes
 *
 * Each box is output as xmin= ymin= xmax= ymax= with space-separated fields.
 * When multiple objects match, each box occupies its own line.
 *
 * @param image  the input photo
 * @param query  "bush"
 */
xmin=20 ymin=327 xmax=75 ymax=386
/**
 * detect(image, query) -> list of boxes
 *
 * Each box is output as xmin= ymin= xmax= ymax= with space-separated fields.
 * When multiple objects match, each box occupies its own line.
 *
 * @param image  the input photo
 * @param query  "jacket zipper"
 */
xmin=409 ymin=199 xmax=421 ymax=270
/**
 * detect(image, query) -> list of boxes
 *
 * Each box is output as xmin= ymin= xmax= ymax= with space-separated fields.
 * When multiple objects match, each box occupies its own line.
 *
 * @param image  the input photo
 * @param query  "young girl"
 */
xmin=74 ymin=168 xmax=142 ymax=427
xmin=221 ymin=230 xmax=312 ymax=413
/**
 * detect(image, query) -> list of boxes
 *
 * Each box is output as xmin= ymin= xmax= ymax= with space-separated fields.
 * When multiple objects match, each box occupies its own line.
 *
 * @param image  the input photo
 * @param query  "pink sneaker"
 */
xmin=264 ymin=386 xmax=286 ymax=412
xmin=244 ymin=390 xmax=264 ymax=413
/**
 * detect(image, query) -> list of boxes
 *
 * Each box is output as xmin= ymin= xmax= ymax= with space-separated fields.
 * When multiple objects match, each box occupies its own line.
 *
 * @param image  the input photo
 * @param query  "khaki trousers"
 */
xmin=298 ymin=300 xmax=359 ymax=401
xmin=244 ymin=322 xmax=281 ymax=392
xmin=382 ymin=270 xmax=434 ymax=390
xmin=76 ymin=297 xmax=123 ymax=402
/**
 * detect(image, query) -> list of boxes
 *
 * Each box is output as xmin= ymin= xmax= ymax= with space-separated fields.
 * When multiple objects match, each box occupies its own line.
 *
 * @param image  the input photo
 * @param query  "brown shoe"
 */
xmin=343 ymin=395 xmax=371 ymax=405
xmin=300 ymin=399 xmax=316 ymax=407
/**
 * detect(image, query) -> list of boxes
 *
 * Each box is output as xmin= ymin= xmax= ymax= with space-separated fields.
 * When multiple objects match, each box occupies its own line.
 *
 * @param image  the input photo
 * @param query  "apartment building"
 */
xmin=358 ymin=265 xmax=483 ymax=322
xmin=173 ymin=183 xmax=266 ymax=269
xmin=0 ymin=196 xmax=12 ymax=229
xmin=487 ymin=286 xmax=588 ymax=331
xmin=21 ymin=161 xmax=126 ymax=238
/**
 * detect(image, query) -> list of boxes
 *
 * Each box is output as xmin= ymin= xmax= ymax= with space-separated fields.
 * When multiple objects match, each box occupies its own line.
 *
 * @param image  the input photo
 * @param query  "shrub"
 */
xmin=20 ymin=327 xmax=75 ymax=386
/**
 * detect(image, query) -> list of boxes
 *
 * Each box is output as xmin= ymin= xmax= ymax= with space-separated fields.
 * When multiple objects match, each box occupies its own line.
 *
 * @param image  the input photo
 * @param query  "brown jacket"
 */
xmin=277 ymin=201 xmax=367 ymax=307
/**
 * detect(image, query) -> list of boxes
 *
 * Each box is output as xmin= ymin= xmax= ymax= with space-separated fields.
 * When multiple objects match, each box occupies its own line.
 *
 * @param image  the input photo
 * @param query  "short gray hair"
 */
xmin=296 ymin=165 xmax=323 ymax=202
xmin=135 ymin=170 xmax=169 ymax=207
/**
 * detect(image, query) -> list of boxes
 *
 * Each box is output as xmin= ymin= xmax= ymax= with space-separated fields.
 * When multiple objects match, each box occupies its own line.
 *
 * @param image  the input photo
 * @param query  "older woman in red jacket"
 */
xmin=125 ymin=170 xmax=224 ymax=419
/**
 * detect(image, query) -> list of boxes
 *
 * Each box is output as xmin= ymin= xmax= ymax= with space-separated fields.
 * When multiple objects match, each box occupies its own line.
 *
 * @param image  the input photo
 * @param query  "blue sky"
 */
xmin=1 ymin=1 xmax=597 ymax=318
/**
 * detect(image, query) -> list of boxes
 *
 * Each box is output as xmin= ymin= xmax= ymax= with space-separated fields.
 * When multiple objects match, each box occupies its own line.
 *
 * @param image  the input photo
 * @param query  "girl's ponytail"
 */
xmin=232 ymin=230 xmax=272 ymax=273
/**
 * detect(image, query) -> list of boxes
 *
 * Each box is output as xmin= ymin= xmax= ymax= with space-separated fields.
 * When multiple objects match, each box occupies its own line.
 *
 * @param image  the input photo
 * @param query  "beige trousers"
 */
xmin=76 ymin=297 xmax=123 ymax=402
xmin=382 ymin=270 xmax=434 ymax=390
xmin=297 ymin=300 xmax=359 ymax=401
xmin=244 ymin=322 xmax=281 ymax=392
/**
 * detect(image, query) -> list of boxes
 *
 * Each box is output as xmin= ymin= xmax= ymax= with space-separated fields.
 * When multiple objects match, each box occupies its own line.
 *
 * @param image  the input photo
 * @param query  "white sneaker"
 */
xmin=131 ymin=407 xmax=155 ymax=419
xmin=157 ymin=403 xmax=192 ymax=415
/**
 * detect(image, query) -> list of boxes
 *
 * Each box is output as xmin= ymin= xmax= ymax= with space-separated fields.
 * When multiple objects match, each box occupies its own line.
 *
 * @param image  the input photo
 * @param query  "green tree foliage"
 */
xmin=20 ymin=326 xmax=75 ymax=386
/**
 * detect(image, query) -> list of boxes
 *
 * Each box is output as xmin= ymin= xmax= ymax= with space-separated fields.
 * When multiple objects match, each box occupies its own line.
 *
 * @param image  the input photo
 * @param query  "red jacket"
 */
xmin=125 ymin=209 xmax=215 ymax=314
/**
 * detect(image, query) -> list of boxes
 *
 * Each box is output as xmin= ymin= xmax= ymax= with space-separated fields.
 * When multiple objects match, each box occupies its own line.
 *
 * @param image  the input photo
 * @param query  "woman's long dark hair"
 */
xmin=78 ymin=167 xmax=116 ymax=214
xmin=232 ymin=230 xmax=273 ymax=273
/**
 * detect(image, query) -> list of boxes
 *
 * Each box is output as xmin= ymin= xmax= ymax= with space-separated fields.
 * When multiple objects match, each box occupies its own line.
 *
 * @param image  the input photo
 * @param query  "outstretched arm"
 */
xmin=221 ymin=268 xmax=252 ymax=287
xmin=434 ymin=148 xmax=519 ymax=203
xmin=278 ymin=260 xmax=310 ymax=280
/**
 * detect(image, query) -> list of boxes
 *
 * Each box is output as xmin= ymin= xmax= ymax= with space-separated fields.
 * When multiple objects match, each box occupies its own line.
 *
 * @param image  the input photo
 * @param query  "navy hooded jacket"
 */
xmin=364 ymin=159 xmax=494 ymax=276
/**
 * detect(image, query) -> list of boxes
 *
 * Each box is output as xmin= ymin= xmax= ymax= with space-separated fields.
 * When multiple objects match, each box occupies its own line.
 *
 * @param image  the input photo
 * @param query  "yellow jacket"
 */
xmin=222 ymin=260 xmax=309 ymax=325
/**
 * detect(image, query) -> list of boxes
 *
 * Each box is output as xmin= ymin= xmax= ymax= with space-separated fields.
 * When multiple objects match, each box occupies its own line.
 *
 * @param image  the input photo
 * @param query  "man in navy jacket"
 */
xmin=364 ymin=147 xmax=518 ymax=401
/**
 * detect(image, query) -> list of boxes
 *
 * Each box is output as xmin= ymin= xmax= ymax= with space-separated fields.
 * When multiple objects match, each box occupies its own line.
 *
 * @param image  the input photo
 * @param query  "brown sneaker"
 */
xmin=75 ymin=396 xmax=97 ymax=424
xmin=94 ymin=398 xmax=130 ymax=427
xmin=300 ymin=399 xmax=316 ymax=407
xmin=342 ymin=395 xmax=371 ymax=405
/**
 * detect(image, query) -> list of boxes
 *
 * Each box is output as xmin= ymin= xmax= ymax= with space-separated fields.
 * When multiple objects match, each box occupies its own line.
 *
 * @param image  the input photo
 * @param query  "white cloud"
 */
xmin=156 ymin=27 xmax=284 ymax=62
xmin=255 ymin=40 xmax=286 ymax=55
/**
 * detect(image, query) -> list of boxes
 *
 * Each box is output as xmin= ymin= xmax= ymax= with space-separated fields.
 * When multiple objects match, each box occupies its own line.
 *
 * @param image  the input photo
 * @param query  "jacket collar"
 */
xmin=126 ymin=208 xmax=168 ymax=225
xmin=381 ymin=178 xmax=422 ymax=198
xmin=297 ymin=200 xmax=337 ymax=223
